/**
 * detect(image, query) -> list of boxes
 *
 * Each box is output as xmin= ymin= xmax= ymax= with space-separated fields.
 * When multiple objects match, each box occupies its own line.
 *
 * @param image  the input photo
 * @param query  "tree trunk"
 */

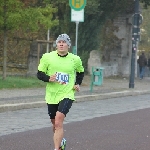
xmin=2 ymin=0 xmax=7 ymax=80
xmin=3 ymin=30 xmax=7 ymax=80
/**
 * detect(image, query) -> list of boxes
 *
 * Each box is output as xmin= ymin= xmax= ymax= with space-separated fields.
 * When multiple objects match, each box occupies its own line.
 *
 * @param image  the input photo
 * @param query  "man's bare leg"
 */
xmin=51 ymin=119 xmax=55 ymax=133
xmin=53 ymin=111 xmax=65 ymax=150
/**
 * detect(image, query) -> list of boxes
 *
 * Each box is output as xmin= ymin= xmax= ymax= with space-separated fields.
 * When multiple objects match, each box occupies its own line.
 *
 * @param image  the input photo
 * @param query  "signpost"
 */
xmin=69 ymin=0 xmax=86 ymax=54
xmin=129 ymin=0 xmax=143 ymax=88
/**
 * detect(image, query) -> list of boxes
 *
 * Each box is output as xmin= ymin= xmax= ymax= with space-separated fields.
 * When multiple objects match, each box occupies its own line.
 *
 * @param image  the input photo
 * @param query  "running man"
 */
xmin=37 ymin=33 xmax=84 ymax=150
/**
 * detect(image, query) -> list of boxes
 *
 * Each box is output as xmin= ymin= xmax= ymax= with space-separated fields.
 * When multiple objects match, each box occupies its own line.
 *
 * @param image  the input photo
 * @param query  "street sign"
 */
xmin=71 ymin=9 xmax=84 ymax=22
xmin=69 ymin=0 xmax=86 ymax=11
xmin=69 ymin=0 xmax=86 ymax=55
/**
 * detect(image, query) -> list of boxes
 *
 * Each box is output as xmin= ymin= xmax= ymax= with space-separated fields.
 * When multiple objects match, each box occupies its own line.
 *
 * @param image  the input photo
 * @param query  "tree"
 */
xmin=0 ymin=0 xmax=58 ymax=80
xmin=100 ymin=20 xmax=124 ymax=61
xmin=1 ymin=0 xmax=150 ymax=77
xmin=141 ymin=0 xmax=150 ymax=8
xmin=138 ymin=4 xmax=150 ymax=56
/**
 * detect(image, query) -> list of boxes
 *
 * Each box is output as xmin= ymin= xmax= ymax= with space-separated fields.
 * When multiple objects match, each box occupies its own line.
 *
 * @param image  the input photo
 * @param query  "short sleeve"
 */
xmin=75 ymin=56 xmax=84 ymax=73
xmin=38 ymin=53 xmax=49 ymax=73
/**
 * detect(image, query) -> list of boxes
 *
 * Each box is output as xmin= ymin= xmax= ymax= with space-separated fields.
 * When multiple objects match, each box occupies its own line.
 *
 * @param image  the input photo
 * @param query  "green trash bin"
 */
xmin=90 ymin=67 xmax=104 ymax=92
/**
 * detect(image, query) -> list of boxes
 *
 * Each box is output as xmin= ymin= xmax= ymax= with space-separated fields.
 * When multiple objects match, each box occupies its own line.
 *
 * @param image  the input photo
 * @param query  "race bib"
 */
xmin=56 ymin=72 xmax=69 ymax=84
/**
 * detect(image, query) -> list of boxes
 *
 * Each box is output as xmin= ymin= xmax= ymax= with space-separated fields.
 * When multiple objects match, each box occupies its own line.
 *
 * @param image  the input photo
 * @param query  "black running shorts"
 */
xmin=47 ymin=98 xmax=73 ymax=119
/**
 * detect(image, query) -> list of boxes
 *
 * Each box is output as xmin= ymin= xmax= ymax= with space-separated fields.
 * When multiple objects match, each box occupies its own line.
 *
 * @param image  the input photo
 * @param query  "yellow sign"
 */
xmin=69 ymin=0 xmax=86 ymax=11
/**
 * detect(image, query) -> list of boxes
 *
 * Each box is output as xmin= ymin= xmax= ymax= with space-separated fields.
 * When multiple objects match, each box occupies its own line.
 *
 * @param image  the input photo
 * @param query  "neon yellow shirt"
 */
xmin=38 ymin=51 xmax=84 ymax=104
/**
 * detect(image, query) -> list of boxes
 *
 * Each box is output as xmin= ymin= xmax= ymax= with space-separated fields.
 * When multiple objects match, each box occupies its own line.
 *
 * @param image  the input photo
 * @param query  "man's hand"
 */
xmin=73 ymin=84 xmax=80 ymax=92
xmin=49 ymin=74 xmax=57 ymax=82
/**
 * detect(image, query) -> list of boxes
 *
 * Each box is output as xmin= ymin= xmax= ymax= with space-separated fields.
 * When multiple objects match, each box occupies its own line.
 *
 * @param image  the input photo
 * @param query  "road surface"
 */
xmin=1 ymin=94 xmax=150 ymax=150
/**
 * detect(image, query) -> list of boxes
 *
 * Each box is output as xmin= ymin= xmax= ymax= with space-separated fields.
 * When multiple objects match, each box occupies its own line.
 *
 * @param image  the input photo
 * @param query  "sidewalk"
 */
xmin=0 ymin=76 xmax=150 ymax=113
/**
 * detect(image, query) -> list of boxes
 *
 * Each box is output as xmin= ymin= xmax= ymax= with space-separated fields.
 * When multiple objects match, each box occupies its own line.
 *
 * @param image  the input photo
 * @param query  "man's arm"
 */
xmin=37 ymin=70 xmax=50 ymax=82
xmin=75 ymin=72 xmax=84 ymax=85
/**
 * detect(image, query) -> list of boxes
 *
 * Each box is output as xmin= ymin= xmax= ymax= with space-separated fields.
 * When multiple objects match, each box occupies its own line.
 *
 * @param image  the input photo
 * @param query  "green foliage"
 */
xmin=139 ymin=4 xmax=150 ymax=56
xmin=73 ymin=0 xmax=103 ymax=52
xmin=0 ymin=0 xmax=59 ymax=80
xmin=0 ymin=0 xmax=23 ymax=31
xmin=0 ymin=0 xmax=58 ymax=32
xmin=49 ymin=0 xmax=74 ymax=38
xmin=1 ymin=0 xmax=150 ymax=78
xmin=140 ymin=0 xmax=150 ymax=8
xmin=77 ymin=0 xmax=150 ymax=54
xmin=49 ymin=0 xmax=135 ymax=53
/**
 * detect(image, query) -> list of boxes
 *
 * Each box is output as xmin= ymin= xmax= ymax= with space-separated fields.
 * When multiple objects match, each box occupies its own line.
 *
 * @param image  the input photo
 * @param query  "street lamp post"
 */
xmin=129 ymin=0 xmax=141 ymax=88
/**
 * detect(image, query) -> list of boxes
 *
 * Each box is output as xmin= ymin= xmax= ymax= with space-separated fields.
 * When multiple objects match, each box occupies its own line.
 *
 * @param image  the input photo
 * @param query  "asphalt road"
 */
xmin=1 ymin=94 xmax=150 ymax=150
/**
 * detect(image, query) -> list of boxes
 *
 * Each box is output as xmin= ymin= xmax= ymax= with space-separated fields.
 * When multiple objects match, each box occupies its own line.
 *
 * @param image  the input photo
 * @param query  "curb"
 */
xmin=0 ymin=90 xmax=150 ymax=113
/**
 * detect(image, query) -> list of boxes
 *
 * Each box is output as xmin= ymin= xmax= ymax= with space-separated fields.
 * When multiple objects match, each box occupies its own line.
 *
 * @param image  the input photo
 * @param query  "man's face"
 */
xmin=57 ymin=40 xmax=69 ymax=54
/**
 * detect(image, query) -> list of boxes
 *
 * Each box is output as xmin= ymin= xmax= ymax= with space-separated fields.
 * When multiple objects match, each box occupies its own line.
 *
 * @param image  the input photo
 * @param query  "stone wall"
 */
xmin=87 ymin=14 xmax=138 ymax=77
xmin=27 ymin=41 xmax=43 ymax=76
xmin=87 ymin=50 xmax=101 ymax=74
xmin=113 ymin=14 xmax=137 ymax=77
xmin=88 ymin=32 xmax=137 ymax=78
xmin=87 ymin=50 xmax=118 ymax=77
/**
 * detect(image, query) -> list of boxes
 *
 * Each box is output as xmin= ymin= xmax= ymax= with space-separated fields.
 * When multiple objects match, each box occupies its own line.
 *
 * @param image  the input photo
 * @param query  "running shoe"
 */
xmin=59 ymin=138 xmax=66 ymax=150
